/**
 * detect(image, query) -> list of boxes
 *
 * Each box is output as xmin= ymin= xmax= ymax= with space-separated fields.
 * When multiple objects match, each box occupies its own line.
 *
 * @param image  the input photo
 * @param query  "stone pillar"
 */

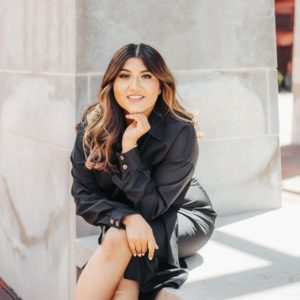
xmin=0 ymin=1 xmax=280 ymax=299
xmin=75 ymin=0 xmax=281 ymax=216
xmin=0 ymin=1 xmax=76 ymax=299
xmin=292 ymin=0 xmax=300 ymax=144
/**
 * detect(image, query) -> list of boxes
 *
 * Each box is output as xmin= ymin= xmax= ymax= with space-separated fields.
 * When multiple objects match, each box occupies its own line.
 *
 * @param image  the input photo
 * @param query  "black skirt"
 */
xmin=91 ymin=206 xmax=215 ymax=300
xmin=80 ymin=180 xmax=217 ymax=300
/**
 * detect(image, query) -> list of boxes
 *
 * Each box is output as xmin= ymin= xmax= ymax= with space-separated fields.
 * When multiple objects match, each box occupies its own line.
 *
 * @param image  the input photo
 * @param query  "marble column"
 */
xmin=75 ymin=0 xmax=281 ymax=216
xmin=0 ymin=1 xmax=76 ymax=299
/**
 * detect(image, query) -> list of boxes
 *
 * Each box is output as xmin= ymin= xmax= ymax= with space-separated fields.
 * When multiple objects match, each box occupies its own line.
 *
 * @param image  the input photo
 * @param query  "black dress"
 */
xmin=70 ymin=100 xmax=217 ymax=300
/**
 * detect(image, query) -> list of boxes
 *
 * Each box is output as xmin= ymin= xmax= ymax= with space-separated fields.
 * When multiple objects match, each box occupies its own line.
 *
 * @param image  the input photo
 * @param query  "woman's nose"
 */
xmin=128 ymin=76 xmax=142 ymax=89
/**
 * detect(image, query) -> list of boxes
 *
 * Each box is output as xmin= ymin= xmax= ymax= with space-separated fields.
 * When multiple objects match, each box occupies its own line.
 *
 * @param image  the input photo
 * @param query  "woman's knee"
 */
xmin=101 ymin=226 xmax=130 ymax=253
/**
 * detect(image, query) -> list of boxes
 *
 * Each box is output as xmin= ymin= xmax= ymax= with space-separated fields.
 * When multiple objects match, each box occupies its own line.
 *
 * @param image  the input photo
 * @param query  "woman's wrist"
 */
xmin=121 ymin=142 xmax=138 ymax=153
xmin=122 ymin=213 xmax=140 ymax=226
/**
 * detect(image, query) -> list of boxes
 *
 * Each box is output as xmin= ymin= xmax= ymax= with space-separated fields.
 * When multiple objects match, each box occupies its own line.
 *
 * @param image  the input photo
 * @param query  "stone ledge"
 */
xmin=74 ymin=235 xmax=99 ymax=268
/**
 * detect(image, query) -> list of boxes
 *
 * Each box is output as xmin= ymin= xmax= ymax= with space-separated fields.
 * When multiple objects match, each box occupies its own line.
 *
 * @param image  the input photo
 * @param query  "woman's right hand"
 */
xmin=122 ymin=214 xmax=159 ymax=260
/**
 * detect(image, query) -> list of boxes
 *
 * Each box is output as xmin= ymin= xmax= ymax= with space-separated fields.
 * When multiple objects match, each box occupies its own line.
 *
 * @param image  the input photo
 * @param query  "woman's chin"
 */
xmin=124 ymin=104 xmax=153 ymax=117
xmin=126 ymin=109 xmax=146 ymax=115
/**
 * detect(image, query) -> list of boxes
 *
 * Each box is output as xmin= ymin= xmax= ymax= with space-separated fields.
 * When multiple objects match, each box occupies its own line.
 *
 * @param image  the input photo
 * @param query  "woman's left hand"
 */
xmin=122 ymin=113 xmax=150 ymax=152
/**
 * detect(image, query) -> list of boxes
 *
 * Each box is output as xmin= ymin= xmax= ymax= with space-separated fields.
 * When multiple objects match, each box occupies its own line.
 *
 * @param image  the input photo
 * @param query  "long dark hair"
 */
xmin=76 ymin=43 xmax=201 ymax=173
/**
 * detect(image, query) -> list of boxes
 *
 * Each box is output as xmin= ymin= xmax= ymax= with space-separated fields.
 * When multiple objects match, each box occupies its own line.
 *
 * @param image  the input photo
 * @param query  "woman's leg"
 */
xmin=111 ymin=275 xmax=139 ymax=300
xmin=177 ymin=209 xmax=215 ymax=258
xmin=74 ymin=227 xmax=139 ymax=300
xmin=155 ymin=210 xmax=215 ymax=300
xmin=155 ymin=288 xmax=182 ymax=300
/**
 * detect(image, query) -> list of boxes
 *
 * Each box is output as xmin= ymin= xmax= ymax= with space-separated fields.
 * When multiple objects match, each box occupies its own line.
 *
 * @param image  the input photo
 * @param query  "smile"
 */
xmin=127 ymin=95 xmax=145 ymax=102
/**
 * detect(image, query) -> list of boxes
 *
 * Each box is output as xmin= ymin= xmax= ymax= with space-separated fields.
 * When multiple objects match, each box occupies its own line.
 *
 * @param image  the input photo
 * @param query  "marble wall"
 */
xmin=0 ymin=1 xmax=76 ymax=299
xmin=0 ymin=0 xmax=280 ymax=299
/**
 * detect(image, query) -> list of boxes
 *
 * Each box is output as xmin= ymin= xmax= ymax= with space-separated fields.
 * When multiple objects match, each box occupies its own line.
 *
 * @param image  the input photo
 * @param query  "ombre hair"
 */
xmin=75 ymin=43 xmax=202 ymax=173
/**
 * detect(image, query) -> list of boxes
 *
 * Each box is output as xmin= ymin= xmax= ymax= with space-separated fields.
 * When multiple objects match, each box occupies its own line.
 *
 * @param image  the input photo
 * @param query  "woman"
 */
xmin=70 ymin=43 xmax=217 ymax=300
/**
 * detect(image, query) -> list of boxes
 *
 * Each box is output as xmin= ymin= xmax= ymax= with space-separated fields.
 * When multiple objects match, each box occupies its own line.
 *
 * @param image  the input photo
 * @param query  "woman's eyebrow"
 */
xmin=120 ymin=68 xmax=150 ymax=73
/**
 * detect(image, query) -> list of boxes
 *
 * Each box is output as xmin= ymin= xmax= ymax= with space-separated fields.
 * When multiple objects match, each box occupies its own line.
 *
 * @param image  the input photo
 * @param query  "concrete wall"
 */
xmin=0 ymin=1 xmax=280 ymax=299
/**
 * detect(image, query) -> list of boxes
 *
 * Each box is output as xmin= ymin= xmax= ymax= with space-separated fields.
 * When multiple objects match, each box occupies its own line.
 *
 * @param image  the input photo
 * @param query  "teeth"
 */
xmin=128 ymin=95 xmax=144 ymax=99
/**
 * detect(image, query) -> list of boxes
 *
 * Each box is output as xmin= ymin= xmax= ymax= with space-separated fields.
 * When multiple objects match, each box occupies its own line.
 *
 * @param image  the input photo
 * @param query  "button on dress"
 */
xmin=70 ymin=100 xmax=217 ymax=300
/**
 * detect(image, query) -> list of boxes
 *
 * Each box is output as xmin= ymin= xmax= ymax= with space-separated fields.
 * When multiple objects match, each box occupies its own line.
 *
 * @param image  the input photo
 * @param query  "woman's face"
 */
xmin=113 ymin=57 xmax=161 ymax=117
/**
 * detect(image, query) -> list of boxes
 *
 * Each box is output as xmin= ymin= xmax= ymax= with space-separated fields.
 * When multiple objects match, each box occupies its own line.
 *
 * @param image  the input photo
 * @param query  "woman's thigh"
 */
xmin=150 ymin=209 xmax=213 ymax=261
xmin=177 ymin=209 xmax=211 ymax=258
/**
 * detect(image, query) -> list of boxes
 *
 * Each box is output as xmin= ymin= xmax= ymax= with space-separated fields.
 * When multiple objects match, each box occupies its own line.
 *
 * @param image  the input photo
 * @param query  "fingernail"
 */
xmin=134 ymin=254 xmax=136 ymax=257
xmin=149 ymin=257 xmax=153 ymax=260
xmin=138 ymin=254 xmax=141 ymax=257
xmin=142 ymin=253 xmax=145 ymax=256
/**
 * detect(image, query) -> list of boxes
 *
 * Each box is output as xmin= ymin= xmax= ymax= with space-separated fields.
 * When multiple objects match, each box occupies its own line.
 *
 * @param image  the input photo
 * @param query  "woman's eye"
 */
xmin=118 ymin=73 xmax=152 ymax=79
xmin=119 ymin=74 xmax=129 ymax=79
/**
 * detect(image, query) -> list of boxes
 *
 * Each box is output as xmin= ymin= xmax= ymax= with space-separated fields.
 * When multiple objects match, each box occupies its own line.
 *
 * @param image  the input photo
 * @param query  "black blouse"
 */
xmin=70 ymin=100 xmax=217 ymax=296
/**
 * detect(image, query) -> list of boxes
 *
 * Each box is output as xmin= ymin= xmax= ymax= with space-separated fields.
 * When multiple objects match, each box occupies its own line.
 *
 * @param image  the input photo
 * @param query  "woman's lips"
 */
xmin=127 ymin=95 xmax=145 ymax=102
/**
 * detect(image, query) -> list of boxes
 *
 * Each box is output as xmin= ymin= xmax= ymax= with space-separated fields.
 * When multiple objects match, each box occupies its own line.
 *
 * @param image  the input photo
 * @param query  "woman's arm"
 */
xmin=111 ymin=123 xmax=199 ymax=221
xmin=70 ymin=124 xmax=139 ymax=229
